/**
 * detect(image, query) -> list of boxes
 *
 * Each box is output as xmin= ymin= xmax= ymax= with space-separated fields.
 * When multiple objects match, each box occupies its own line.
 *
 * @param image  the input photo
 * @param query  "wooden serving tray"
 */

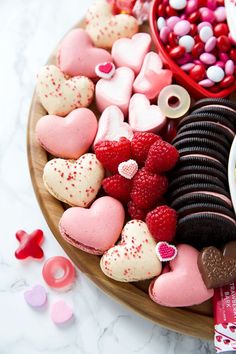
xmin=27 ymin=19 xmax=214 ymax=340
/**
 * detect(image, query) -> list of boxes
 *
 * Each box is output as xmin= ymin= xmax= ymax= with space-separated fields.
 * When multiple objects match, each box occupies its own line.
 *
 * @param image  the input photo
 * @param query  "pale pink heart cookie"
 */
xmin=36 ymin=108 xmax=97 ymax=159
xmin=118 ymin=159 xmax=138 ymax=180
xmin=111 ymin=33 xmax=151 ymax=74
xmin=129 ymin=93 xmax=166 ymax=133
xmin=133 ymin=52 xmax=172 ymax=100
xmin=96 ymin=67 xmax=135 ymax=116
xmin=94 ymin=105 xmax=133 ymax=146
xmin=95 ymin=62 xmax=116 ymax=79
xmin=59 ymin=196 xmax=125 ymax=255
xmin=57 ymin=28 xmax=112 ymax=78
xmin=86 ymin=0 xmax=139 ymax=49
xmin=100 ymin=220 xmax=162 ymax=282
xmin=36 ymin=65 xmax=94 ymax=116
xmin=43 ymin=153 xmax=104 ymax=207
xmin=24 ymin=285 xmax=47 ymax=309
xmin=51 ymin=300 xmax=73 ymax=325
xmin=155 ymin=242 xmax=177 ymax=262
xmin=149 ymin=244 xmax=214 ymax=307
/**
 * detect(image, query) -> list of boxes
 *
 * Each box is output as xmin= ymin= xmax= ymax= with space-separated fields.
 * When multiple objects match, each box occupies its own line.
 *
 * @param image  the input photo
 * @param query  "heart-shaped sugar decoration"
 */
xmin=24 ymin=285 xmax=47 ymax=308
xmin=216 ymin=335 xmax=222 ymax=342
xmin=230 ymin=325 xmax=236 ymax=332
xmin=155 ymin=242 xmax=177 ymax=262
xmin=51 ymin=300 xmax=73 ymax=325
xmin=118 ymin=159 xmax=138 ymax=180
xmin=95 ymin=62 xmax=115 ymax=79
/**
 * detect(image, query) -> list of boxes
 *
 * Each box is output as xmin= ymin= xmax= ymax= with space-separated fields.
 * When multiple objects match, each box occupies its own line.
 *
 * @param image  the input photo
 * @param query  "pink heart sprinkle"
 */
xmin=118 ymin=159 xmax=138 ymax=180
xmin=155 ymin=242 xmax=178 ymax=262
xmin=216 ymin=335 xmax=222 ymax=342
xmin=51 ymin=300 xmax=74 ymax=325
xmin=95 ymin=62 xmax=115 ymax=79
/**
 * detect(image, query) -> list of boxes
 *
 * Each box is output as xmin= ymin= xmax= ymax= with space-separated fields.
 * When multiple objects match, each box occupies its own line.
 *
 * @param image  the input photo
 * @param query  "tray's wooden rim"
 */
xmin=27 ymin=20 xmax=214 ymax=340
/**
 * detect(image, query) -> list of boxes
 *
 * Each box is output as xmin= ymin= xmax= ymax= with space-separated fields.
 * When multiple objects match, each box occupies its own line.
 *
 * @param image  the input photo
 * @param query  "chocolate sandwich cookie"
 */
xmin=177 ymin=203 xmax=235 ymax=219
xmin=176 ymin=212 xmax=236 ymax=249
xmin=191 ymin=98 xmax=236 ymax=112
xmin=171 ymin=191 xmax=233 ymax=210
xmin=168 ymin=174 xmax=225 ymax=194
xmin=178 ymin=112 xmax=236 ymax=132
xmin=168 ymin=183 xmax=231 ymax=201
xmin=177 ymin=155 xmax=227 ymax=171
xmin=192 ymin=107 xmax=236 ymax=129
xmin=177 ymin=146 xmax=228 ymax=166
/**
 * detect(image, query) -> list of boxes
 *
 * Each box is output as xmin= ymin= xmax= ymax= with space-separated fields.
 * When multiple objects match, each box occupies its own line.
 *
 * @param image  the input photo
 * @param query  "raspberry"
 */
xmin=130 ymin=168 xmax=168 ymax=209
xmin=131 ymin=132 xmax=161 ymax=165
xmin=127 ymin=201 xmax=149 ymax=221
xmin=94 ymin=138 xmax=131 ymax=174
xmin=102 ymin=174 xmax=132 ymax=203
xmin=146 ymin=205 xmax=177 ymax=242
xmin=145 ymin=139 xmax=179 ymax=174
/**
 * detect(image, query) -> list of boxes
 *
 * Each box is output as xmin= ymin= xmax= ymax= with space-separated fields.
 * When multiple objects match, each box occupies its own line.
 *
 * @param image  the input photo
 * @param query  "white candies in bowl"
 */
xmin=169 ymin=0 xmax=187 ymax=10
xmin=206 ymin=65 xmax=225 ymax=83
xmin=179 ymin=35 xmax=195 ymax=52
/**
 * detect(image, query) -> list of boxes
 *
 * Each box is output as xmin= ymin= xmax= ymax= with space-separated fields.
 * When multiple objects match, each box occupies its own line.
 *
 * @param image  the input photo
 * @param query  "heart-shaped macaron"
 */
xmin=36 ymin=65 xmax=94 ymax=116
xmin=96 ymin=67 xmax=135 ymax=116
xmin=133 ymin=52 xmax=172 ymax=100
xmin=24 ymin=285 xmax=47 ymax=308
xmin=149 ymin=244 xmax=213 ymax=307
xmin=118 ymin=159 xmax=138 ymax=180
xmin=57 ymin=28 xmax=112 ymax=78
xmin=129 ymin=93 xmax=167 ymax=132
xmin=43 ymin=153 xmax=104 ymax=207
xmin=100 ymin=220 xmax=162 ymax=282
xmin=59 ymin=196 xmax=125 ymax=255
xmin=36 ymin=108 xmax=98 ymax=159
xmin=198 ymin=246 xmax=236 ymax=289
xmin=94 ymin=105 xmax=133 ymax=146
xmin=51 ymin=300 xmax=73 ymax=325
xmin=155 ymin=242 xmax=177 ymax=262
xmin=112 ymin=33 xmax=151 ymax=74
xmin=86 ymin=0 xmax=139 ymax=49
xmin=95 ymin=62 xmax=116 ymax=79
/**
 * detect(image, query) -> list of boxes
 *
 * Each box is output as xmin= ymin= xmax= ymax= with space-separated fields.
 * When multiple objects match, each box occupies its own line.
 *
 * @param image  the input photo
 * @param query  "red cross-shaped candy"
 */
xmin=15 ymin=229 xmax=44 ymax=260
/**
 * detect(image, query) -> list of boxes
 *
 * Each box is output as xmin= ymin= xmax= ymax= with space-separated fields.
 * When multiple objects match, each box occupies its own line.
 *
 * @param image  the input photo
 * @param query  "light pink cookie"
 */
xmin=96 ymin=67 xmax=135 ymax=116
xmin=36 ymin=65 xmax=94 ymax=116
xmin=129 ymin=94 xmax=166 ymax=133
xmin=36 ymin=108 xmax=97 ymax=159
xmin=86 ymin=0 xmax=139 ymax=49
xmin=57 ymin=29 xmax=112 ymax=78
xmin=94 ymin=105 xmax=133 ymax=146
xmin=133 ymin=52 xmax=172 ymax=100
xmin=59 ymin=196 xmax=125 ymax=255
xmin=111 ymin=33 xmax=151 ymax=74
xmin=100 ymin=220 xmax=162 ymax=282
xmin=149 ymin=244 xmax=214 ymax=307
xmin=43 ymin=153 xmax=104 ymax=207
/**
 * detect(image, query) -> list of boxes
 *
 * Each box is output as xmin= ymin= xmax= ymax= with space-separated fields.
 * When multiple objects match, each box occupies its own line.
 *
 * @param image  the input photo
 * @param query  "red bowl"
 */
xmin=149 ymin=0 xmax=236 ymax=99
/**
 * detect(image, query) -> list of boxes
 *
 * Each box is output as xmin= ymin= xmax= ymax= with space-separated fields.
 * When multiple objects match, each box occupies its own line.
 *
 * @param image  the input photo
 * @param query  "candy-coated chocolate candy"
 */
xmin=160 ymin=26 xmax=171 ymax=43
xmin=190 ymin=64 xmax=206 ymax=81
xmin=179 ymin=35 xmax=195 ymax=52
xmin=15 ymin=229 xmax=44 ymax=260
xmin=198 ymin=78 xmax=215 ymax=87
xmin=180 ymin=14 xmax=187 ymax=20
xmin=174 ymin=20 xmax=191 ymax=36
xmin=198 ymin=21 xmax=212 ymax=31
xmin=157 ymin=17 xmax=166 ymax=31
xmin=42 ymin=256 xmax=76 ymax=289
xmin=199 ymin=26 xmax=214 ymax=43
xmin=177 ymin=53 xmax=192 ymax=65
xmin=217 ymin=35 xmax=231 ymax=52
xmin=215 ymin=60 xmax=225 ymax=69
xmin=214 ymin=23 xmax=229 ymax=37
xmin=216 ymin=0 xmax=224 ymax=6
xmin=205 ymin=36 xmax=217 ymax=52
xmin=157 ymin=3 xmax=165 ymax=16
xmin=24 ymin=285 xmax=47 ymax=308
xmin=158 ymin=84 xmax=190 ymax=119
xmin=192 ymin=42 xmax=205 ymax=58
xmin=169 ymin=46 xmax=186 ymax=59
xmin=200 ymin=52 xmax=216 ymax=65
xmin=166 ymin=44 xmax=171 ymax=52
xmin=169 ymin=0 xmax=187 ymax=10
xmin=188 ymin=11 xmax=200 ymax=24
xmin=225 ymin=59 xmax=235 ymax=75
xmin=219 ymin=52 xmax=229 ymax=62
xmin=199 ymin=0 xmax=207 ymax=6
xmin=189 ymin=23 xmax=198 ymax=36
xmin=181 ymin=62 xmax=195 ymax=71
xmin=168 ymin=32 xmax=178 ymax=47
xmin=166 ymin=16 xmax=180 ymax=30
xmin=214 ymin=6 xmax=226 ymax=22
xmin=230 ymin=48 xmax=236 ymax=62
xmin=194 ymin=59 xmax=202 ymax=65
xmin=219 ymin=75 xmax=235 ymax=88
xmin=208 ymin=85 xmax=221 ymax=92
xmin=185 ymin=0 xmax=198 ymax=14
xmin=200 ymin=7 xmax=215 ymax=23
xmin=166 ymin=5 xmax=178 ymax=17
xmin=207 ymin=0 xmax=217 ymax=10
xmin=207 ymin=65 xmax=225 ymax=82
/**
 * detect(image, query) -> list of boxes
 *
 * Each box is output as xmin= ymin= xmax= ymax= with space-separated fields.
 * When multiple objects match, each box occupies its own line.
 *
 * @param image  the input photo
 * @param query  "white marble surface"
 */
xmin=0 ymin=0 xmax=215 ymax=353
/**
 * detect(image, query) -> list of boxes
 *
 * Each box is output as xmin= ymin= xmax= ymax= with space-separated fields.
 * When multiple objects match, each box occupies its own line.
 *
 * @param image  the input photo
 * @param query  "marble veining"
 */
xmin=0 ymin=0 xmax=215 ymax=353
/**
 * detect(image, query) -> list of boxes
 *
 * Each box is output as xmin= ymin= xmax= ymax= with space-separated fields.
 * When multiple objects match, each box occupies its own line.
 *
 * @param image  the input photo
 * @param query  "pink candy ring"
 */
xmin=157 ymin=84 xmax=190 ymax=118
xmin=42 ymin=256 xmax=76 ymax=290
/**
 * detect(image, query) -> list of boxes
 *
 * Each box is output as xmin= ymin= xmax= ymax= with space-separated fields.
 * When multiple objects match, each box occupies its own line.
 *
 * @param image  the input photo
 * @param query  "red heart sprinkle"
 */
xmin=98 ymin=62 xmax=113 ymax=74
xmin=155 ymin=241 xmax=177 ymax=262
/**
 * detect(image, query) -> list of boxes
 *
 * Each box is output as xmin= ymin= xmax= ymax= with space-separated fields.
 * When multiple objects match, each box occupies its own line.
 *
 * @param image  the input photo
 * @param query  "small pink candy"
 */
xmin=200 ymin=7 xmax=215 ymax=23
xmin=225 ymin=60 xmax=235 ymax=75
xmin=177 ymin=53 xmax=192 ymax=65
xmin=214 ymin=6 xmax=226 ymax=22
xmin=194 ymin=59 xmax=202 ymax=65
xmin=198 ymin=22 xmax=212 ymax=32
xmin=174 ymin=20 xmax=191 ymax=36
xmin=166 ymin=16 xmax=180 ymax=30
xmin=181 ymin=63 xmax=195 ymax=71
xmin=198 ymin=78 xmax=215 ymax=87
xmin=215 ymin=61 xmax=225 ymax=69
xmin=219 ymin=53 xmax=229 ymax=63
xmin=207 ymin=0 xmax=217 ymax=10
xmin=200 ymin=53 xmax=216 ymax=65
xmin=205 ymin=36 xmax=217 ymax=52
xmin=160 ymin=26 xmax=170 ymax=43
xmin=185 ymin=0 xmax=198 ymax=14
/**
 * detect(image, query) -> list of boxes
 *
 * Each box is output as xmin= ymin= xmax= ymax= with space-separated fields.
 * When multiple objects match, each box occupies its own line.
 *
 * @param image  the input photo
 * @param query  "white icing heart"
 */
xmin=118 ymin=159 xmax=138 ymax=180
xmin=43 ymin=153 xmax=104 ymax=207
xmin=36 ymin=65 xmax=94 ymax=116
xmin=100 ymin=220 xmax=162 ymax=282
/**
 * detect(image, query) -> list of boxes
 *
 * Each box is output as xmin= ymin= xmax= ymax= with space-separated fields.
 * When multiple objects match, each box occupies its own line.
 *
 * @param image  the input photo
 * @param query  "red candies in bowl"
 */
xmin=155 ymin=0 xmax=236 ymax=93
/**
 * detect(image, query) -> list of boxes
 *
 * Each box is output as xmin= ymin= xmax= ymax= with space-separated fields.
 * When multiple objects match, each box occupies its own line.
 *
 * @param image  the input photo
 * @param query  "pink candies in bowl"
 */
xmin=150 ymin=0 xmax=236 ymax=98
